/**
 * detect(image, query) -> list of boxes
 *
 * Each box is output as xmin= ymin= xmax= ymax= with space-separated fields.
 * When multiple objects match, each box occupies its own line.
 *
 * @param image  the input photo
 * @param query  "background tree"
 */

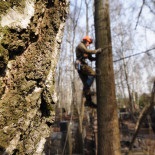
xmin=110 ymin=0 xmax=155 ymax=112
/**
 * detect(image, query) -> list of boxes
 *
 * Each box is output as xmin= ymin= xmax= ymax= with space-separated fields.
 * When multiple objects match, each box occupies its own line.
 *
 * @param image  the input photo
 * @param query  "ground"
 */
xmin=44 ymin=107 xmax=155 ymax=155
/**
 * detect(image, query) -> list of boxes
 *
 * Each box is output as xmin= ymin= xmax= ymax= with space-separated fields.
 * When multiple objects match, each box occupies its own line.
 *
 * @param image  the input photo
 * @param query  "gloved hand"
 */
xmin=96 ymin=48 xmax=102 ymax=54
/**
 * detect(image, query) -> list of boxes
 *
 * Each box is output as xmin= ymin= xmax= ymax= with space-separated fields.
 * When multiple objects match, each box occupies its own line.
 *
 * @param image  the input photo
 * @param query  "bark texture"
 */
xmin=94 ymin=0 xmax=121 ymax=155
xmin=0 ymin=0 xmax=69 ymax=154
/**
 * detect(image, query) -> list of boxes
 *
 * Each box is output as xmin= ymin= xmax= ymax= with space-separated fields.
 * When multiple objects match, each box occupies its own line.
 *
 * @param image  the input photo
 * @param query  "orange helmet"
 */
xmin=83 ymin=36 xmax=93 ymax=44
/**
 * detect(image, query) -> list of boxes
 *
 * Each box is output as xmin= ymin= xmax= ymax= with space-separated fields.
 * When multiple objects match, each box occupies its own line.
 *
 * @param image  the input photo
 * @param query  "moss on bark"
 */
xmin=0 ymin=0 xmax=26 ymax=16
xmin=0 ymin=0 xmax=69 ymax=154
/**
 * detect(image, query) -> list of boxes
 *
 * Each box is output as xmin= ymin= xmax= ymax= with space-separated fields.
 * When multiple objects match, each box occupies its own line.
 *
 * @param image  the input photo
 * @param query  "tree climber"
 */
xmin=75 ymin=36 xmax=102 ymax=108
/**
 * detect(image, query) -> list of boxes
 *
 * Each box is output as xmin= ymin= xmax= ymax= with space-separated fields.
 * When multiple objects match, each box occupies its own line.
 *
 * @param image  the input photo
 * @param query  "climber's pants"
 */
xmin=78 ymin=64 xmax=95 ymax=97
xmin=79 ymin=64 xmax=96 ymax=76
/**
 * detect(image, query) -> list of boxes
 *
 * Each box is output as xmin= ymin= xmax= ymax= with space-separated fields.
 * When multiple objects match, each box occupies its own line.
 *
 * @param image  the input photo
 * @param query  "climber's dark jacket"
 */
xmin=76 ymin=41 xmax=96 ymax=65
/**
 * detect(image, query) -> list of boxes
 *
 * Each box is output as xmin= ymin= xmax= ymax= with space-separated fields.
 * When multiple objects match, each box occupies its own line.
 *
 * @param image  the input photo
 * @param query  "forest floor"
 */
xmin=44 ymin=107 xmax=155 ymax=155
xmin=120 ymin=118 xmax=155 ymax=155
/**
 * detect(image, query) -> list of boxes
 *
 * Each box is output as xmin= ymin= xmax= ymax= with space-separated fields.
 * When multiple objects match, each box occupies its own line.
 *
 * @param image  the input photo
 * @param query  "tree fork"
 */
xmin=94 ymin=0 xmax=121 ymax=154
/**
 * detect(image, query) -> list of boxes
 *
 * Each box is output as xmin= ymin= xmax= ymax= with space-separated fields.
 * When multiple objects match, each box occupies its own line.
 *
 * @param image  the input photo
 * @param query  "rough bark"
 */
xmin=94 ymin=0 xmax=121 ymax=155
xmin=0 ymin=0 xmax=69 ymax=154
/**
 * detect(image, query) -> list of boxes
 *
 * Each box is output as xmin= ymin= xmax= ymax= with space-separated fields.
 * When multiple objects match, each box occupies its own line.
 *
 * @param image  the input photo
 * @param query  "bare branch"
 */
xmin=135 ymin=0 xmax=145 ymax=29
xmin=145 ymin=2 xmax=155 ymax=15
xmin=113 ymin=47 xmax=155 ymax=63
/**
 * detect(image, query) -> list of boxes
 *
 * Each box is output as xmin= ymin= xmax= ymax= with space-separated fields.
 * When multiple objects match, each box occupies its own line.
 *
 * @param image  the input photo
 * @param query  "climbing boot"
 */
xmin=85 ymin=100 xmax=97 ymax=108
xmin=83 ymin=89 xmax=96 ymax=96
xmin=89 ymin=91 xmax=96 ymax=96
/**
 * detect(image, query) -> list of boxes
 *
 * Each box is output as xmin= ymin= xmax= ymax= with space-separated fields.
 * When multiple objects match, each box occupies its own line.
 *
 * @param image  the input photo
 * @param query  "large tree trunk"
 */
xmin=0 ymin=0 xmax=69 ymax=154
xmin=94 ymin=0 xmax=121 ymax=154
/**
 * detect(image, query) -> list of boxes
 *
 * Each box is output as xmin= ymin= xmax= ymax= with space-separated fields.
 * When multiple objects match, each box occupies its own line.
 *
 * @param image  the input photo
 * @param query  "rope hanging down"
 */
xmin=113 ymin=47 xmax=155 ymax=63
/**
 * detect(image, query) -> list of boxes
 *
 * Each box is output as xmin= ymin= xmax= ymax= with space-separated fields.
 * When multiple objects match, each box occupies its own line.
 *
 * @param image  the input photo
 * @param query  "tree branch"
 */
xmin=135 ymin=0 xmax=145 ymax=29
xmin=113 ymin=47 xmax=155 ymax=63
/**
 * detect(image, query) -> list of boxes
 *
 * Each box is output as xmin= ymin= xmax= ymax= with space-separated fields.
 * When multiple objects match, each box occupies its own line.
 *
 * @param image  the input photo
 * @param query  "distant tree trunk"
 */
xmin=122 ymin=52 xmax=135 ymax=113
xmin=85 ymin=0 xmax=89 ymax=35
xmin=70 ymin=0 xmax=82 ymax=106
xmin=69 ymin=1 xmax=84 ymax=154
xmin=94 ymin=0 xmax=121 ymax=154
